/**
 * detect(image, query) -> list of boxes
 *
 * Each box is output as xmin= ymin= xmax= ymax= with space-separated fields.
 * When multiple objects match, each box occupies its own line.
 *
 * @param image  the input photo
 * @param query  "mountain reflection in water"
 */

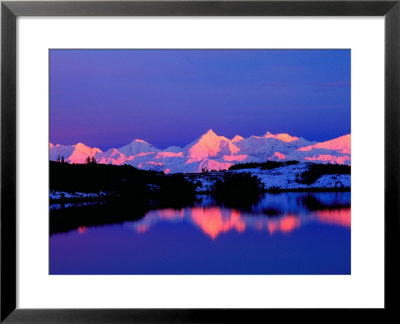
xmin=123 ymin=193 xmax=350 ymax=239
xmin=50 ymin=192 xmax=350 ymax=274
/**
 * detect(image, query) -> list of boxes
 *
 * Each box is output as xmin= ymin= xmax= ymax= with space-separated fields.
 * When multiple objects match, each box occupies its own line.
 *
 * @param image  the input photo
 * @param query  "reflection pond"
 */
xmin=50 ymin=192 xmax=350 ymax=274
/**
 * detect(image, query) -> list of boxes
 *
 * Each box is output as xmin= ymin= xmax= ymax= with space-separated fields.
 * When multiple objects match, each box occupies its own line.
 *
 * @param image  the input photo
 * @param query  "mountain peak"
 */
xmin=203 ymin=129 xmax=218 ymax=137
xmin=74 ymin=142 xmax=90 ymax=149
xmin=131 ymin=138 xmax=150 ymax=145
xmin=264 ymin=132 xmax=299 ymax=143
xmin=186 ymin=129 xmax=239 ymax=162
xmin=74 ymin=142 xmax=103 ymax=154
xmin=232 ymin=135 xmax=244 ymax=142
xmin=118 ymin=138 xmax=159 ymax=156
xmin=196 ymin=129 xmax=221 ymax=146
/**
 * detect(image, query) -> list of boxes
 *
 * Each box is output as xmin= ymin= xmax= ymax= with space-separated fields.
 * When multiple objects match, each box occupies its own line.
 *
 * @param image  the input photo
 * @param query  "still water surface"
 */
xmin=50 ymin=192 xmax=350 ymax=274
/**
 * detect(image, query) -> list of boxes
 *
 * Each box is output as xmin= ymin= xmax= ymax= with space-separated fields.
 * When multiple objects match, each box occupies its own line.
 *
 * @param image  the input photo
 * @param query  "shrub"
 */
xmin=228 ymin=162 xmax=262 ymax=170
xmin=228 ymin=160 xmax=299 ymax=171
xmin=260 ymin=161 xmax=286 ymax=170
xmin=211 ymin=173 xmax=264 ymax=210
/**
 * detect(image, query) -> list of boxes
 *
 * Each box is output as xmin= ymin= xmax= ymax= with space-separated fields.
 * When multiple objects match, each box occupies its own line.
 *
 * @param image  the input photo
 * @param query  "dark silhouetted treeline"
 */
xmin=228 ymin=160 xmax=299 ymax=171
xmin=50 ymin=161 xmax=199 ymax=234
xmin=50 ymin=161 xmax=196 ymax=202
xmin=50 ymin=201 xmax=147 ymax=235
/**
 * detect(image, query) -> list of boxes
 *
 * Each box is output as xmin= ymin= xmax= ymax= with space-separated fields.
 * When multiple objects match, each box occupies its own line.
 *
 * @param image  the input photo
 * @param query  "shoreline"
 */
xmin=49 ymin=187 xmax=350 ymax=204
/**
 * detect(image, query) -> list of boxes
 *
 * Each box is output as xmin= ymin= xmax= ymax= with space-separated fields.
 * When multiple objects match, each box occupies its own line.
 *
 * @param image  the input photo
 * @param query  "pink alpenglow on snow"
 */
xmin=264 ymin=132 xmax=299 ymax=143
xmin=231 ymin=135 xmax=244 ymax=142
xmin=97 ymin=148 xmax=128 ymax=165
xmin=185 ymin=129 xmax=240 ymax=162
xmin=290 ymin=134 xmax=351 ymax=165
xmin=298 ymin=134 xmax=350 ymax=154
xmin=154 ymin=152 xmax=184 ymax=159
xmin=269 ymin=152 xmax=286 ymax=161
xmin=223 ymin=154 xmax=248 ymax=162
xmin=50 ymin=130 xmax=351 ymax=173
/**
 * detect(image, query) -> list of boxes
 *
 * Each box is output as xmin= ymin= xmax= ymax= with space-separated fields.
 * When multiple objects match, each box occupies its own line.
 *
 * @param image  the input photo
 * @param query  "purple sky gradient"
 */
xmin=50 ymin=49 xmax=350 ymax=150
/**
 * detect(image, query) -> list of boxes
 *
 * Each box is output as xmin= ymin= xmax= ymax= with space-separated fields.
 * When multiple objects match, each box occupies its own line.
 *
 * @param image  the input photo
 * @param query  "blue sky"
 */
xmin=50 ymin=49 xmax=350 ymax=150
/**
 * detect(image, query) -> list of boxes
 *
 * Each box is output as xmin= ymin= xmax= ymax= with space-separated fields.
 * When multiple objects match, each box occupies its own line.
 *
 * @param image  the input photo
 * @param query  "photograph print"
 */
xmin=49 ymin=49 xmax=351 ymax=275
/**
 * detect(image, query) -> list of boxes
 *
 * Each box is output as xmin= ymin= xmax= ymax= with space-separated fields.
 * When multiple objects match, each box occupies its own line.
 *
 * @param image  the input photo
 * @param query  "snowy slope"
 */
xmin=50 ymin=130 xmax=351 ymax=173
xmin=233 ymin=133 xmax=314 ymax=158
xmin=97 ymin=148 xmax=128 ymax=165
xmin=118 ymin=139 xmax=160 ymax=156
xmin=186 ymin=163 xmax=350 ymax=192
xmin=287 ymin=134 xmax=351 ymax=165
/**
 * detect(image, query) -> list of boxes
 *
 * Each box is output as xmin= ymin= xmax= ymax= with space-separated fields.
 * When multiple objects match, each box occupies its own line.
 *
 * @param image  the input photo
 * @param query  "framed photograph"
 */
xmin=49 ymin=47 xmax=352 ymax=275
xmin=1 ymin=0 xmax=399 ymax=322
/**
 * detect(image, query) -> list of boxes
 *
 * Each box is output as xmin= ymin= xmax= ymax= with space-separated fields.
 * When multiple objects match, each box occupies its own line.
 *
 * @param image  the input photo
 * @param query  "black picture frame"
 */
xmin=1 ymin=0 xmax=399 ymax=322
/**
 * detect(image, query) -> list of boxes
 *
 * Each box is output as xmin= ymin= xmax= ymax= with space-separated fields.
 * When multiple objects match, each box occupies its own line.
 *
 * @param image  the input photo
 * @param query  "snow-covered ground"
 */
xmin=186 ymin=162 xmax=350 ymax=192
xmin=49 ymin=190 xmax=112 ymax=201
xmin=50 ymin=201 xmax=103 ymax=211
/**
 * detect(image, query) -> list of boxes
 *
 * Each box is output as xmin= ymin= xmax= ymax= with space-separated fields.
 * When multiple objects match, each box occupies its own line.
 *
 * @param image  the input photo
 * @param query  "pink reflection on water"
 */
xmin=267 ymin=215 xmax=301 ymax=235
xmin=130 ymin=205 xmax=350 ymax=238
xmin=158 ymin=208 xmax=184 ymax=220
xmin=137 ymin=224 xmax=150 ymax=233
xmin=190 ymin=208 xmax=245 ymax=240
xmin=312 ymin=208 xmax=351 ymax=227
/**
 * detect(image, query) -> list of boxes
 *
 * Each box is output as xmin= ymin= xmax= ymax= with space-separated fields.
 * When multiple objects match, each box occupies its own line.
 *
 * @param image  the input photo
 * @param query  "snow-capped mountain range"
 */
xmin=50 ymin=130 xmax=351 ymax=173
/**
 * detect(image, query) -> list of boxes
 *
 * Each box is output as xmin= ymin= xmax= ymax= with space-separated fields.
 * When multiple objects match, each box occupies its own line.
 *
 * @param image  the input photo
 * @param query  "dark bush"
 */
xmin=211 ymin=173 xmax=264 ymax=210
xmin=285 ymin=160 xmax=300 ymax=165
xmin=228 ymin=160 xmax=299 ymax=171
xmin=228 ymin=162 xmax=264 ymax=170
xmin=260 ymin=161 xmax=286 ymax=170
